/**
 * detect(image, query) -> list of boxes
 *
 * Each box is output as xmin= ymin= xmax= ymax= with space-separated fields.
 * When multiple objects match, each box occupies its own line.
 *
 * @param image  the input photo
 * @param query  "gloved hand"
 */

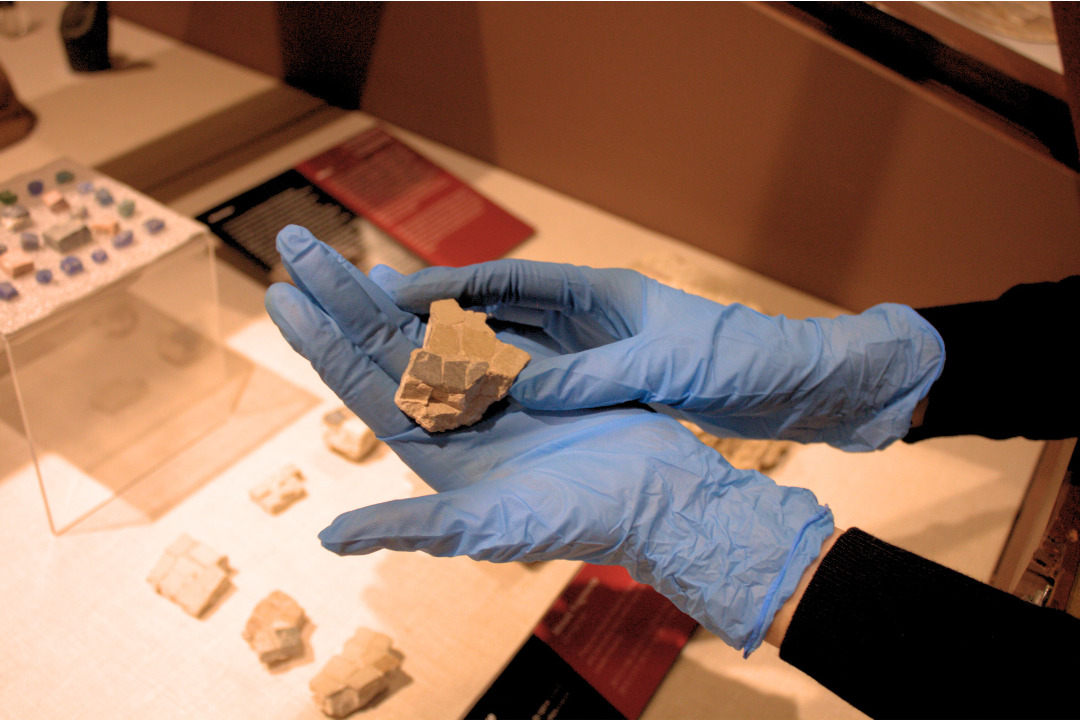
xmin=264 ymin=225 xmax=834 ymax=655
xmin=370 ymin=260 xmax=946 ymax=451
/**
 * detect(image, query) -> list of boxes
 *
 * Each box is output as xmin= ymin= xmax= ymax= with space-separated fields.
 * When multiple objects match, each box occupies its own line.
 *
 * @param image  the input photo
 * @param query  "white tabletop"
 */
xmin=0 ymin=4 xmax=1045 ymax=718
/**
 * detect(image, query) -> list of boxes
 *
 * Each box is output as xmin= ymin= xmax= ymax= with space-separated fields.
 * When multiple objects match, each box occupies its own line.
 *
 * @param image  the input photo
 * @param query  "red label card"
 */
xmin=533 ymin=564 xmax=698 ymax=719
xmin=296 ymin=127 xmax=534 ymax=267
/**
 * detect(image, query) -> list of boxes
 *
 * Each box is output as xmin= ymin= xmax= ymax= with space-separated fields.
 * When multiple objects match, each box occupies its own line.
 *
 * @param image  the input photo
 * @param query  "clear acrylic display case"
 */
xmin=0 ymin=160 xmax=245 ymax=534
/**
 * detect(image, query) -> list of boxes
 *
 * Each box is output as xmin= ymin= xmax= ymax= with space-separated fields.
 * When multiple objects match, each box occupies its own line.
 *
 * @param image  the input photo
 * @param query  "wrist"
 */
xmin=764 ymin=526 xmax=846 ymax=648
xmin=739 ymin=501 xmax=835 ymax=656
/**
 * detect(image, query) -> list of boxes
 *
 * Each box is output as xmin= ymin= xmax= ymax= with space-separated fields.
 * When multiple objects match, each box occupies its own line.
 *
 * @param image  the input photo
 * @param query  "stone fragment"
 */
xmin=0 ymin=281 xmax=18 ymax=300
xmin=322 ymin=406 xmax=378 ymax=461
xmin=55 ymin=170 xmax=74 ymax=185
xmin=117 ymin=199 xmax=136 ymax=218
xmin=1 ymin=248 xmax=33 ymax=277
xmin=680 ymin=420 xmax=792 ymax=473
xmin=1 ymin=204 xmax=30 ymax=230
xmin=242 ymin=590 xmax=307 ymax=666
xmin=249 ymin=464 xmax=306 ymax=514
xmin=395 ymin=299 xmax=530 ymax=432
xmin=20 ymin=231 xmax=39 ymax=250
xmin=35 ymin=269 xmax=52 ymax=285
xmin=144 ymin=217 xmax=165 ymax=234
xmin=93 ymin=303 xmax=138 ymax=337
xmin=310 ymin=627 xmax=402 ymax=718
xmin=27 ymin=180 xmax=43 ymax=196
xmin=43 ymin=221 xmax=91 ymax=252
xmin=94 ymin=187 xmax=113 ymax=206
xmin=0 ymin=189 xmax=16 ymax=204
xmin=41 ymin=189 xmax=68 ymax=213
xmin=147 ymin=534 xmax=231 ymax=618
xmin=90 ymin=217 xmax=119 ymax=235
xmin=90 ymin=248 xmax=108 ymax=264
xmin=157 ymin=325 xmax=203 ymax=365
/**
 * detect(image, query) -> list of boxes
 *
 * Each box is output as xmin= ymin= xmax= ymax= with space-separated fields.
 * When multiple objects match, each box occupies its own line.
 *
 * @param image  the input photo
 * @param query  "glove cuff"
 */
xmin=742 ymin=504 xmax=834 ymax=656
xmin=656 ymin=476 xmax=835 ymax=655
xmin=828 ymin=304 xmax=945 ymax=452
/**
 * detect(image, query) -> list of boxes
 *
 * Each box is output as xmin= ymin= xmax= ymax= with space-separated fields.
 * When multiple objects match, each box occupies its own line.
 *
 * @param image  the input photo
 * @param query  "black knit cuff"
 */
xmin=778 ymin=527 xmax=1080 ymax=719
xmin=904 ymin=276 xmax=1080 ymax=442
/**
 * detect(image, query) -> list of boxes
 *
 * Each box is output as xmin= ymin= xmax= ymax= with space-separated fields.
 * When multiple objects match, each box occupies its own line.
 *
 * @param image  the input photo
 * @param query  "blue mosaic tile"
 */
xmin=112 ymin=230 xmax=134 ymax=248
xmin=60 ymin=255 xmax=84 ymax=275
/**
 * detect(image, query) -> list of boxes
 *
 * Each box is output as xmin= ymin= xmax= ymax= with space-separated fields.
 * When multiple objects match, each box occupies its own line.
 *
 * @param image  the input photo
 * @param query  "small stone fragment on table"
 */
xmin=41 ymin=189 xmax=68 ymax=213
xmin=322 ymin=406 xmax=378 ymax=461
xmin=249 ymin=464 xmax=306 ymax=514
xmin=310 ymin=627 xmax=402 ymax=718
xmin=680 ymin=420 xmax=792 ymax=473
xmin=395 ymin=299 xmax=530 ymax=432
xmin=147 ymin=534 xmax=232 ymax=618
xmin=90 ymin=217 xmax=119 ymax=236
xmin=1 ymin=204 xmax=30 ymax=231
xmin=242 ymin=590 xmax=307 ymax=666
xmin=43 ymin=220 xmax=91 ymax=253
xmin=157 ymin=325 xmax=204 ymax=365
xmin=1 ymin=248 xmax=34 ymax=277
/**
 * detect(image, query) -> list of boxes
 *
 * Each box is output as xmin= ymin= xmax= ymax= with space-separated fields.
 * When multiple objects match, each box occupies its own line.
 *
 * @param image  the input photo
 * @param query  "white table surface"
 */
xmin=0 ymin=4 xmax=1045 ymax=718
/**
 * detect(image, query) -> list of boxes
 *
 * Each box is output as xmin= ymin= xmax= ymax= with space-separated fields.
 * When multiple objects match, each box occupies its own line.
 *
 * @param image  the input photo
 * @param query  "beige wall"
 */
xmin=116 ymin=2 xmax=1080 ymax=310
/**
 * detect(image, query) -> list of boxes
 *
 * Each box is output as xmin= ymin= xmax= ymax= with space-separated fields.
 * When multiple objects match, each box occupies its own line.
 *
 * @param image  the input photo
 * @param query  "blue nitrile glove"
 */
xmin=370 ymin=260 xmax=946 ymax=452
xmin=264 ymin=225 xmax=834 ymax=655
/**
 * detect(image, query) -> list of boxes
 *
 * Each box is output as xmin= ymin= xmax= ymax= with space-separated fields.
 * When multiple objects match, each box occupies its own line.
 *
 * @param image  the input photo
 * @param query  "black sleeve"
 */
xmin=904 ymin=276 xmax=1080 ymax=442
xmin=779 ymin=528 xmax=1080 ymax=719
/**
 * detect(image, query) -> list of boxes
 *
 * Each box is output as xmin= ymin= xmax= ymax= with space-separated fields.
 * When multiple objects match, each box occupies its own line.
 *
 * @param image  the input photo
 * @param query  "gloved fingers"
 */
xmin=277 ymin=225 xmax=426 ymax=354
xmin=265 ymin=282 xmax=413 ymax=438
xmin=370 ymin=264 xmax=548 ymax=329
xmin=372 ymin=259 xmax=633 ymax=324
xmin=279 ymin=227 xmax=417 ymax=331
xmin=318 ymin=486 xmax=549 ymax=562
xmin=511 ymin=337 xmax=673 ymax=410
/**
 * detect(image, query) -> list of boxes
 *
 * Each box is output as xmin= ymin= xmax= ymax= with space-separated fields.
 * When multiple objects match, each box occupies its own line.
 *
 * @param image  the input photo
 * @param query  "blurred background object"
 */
xmin=0 ymin=1 xmax=32 ymax=37
xmin=931 ymin=1 xmax=1057 ymax=44
xmin=0 ymin=58 xmax=35 ymax=149
xmin=60 ymin=1 xmax=110 ymax=72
